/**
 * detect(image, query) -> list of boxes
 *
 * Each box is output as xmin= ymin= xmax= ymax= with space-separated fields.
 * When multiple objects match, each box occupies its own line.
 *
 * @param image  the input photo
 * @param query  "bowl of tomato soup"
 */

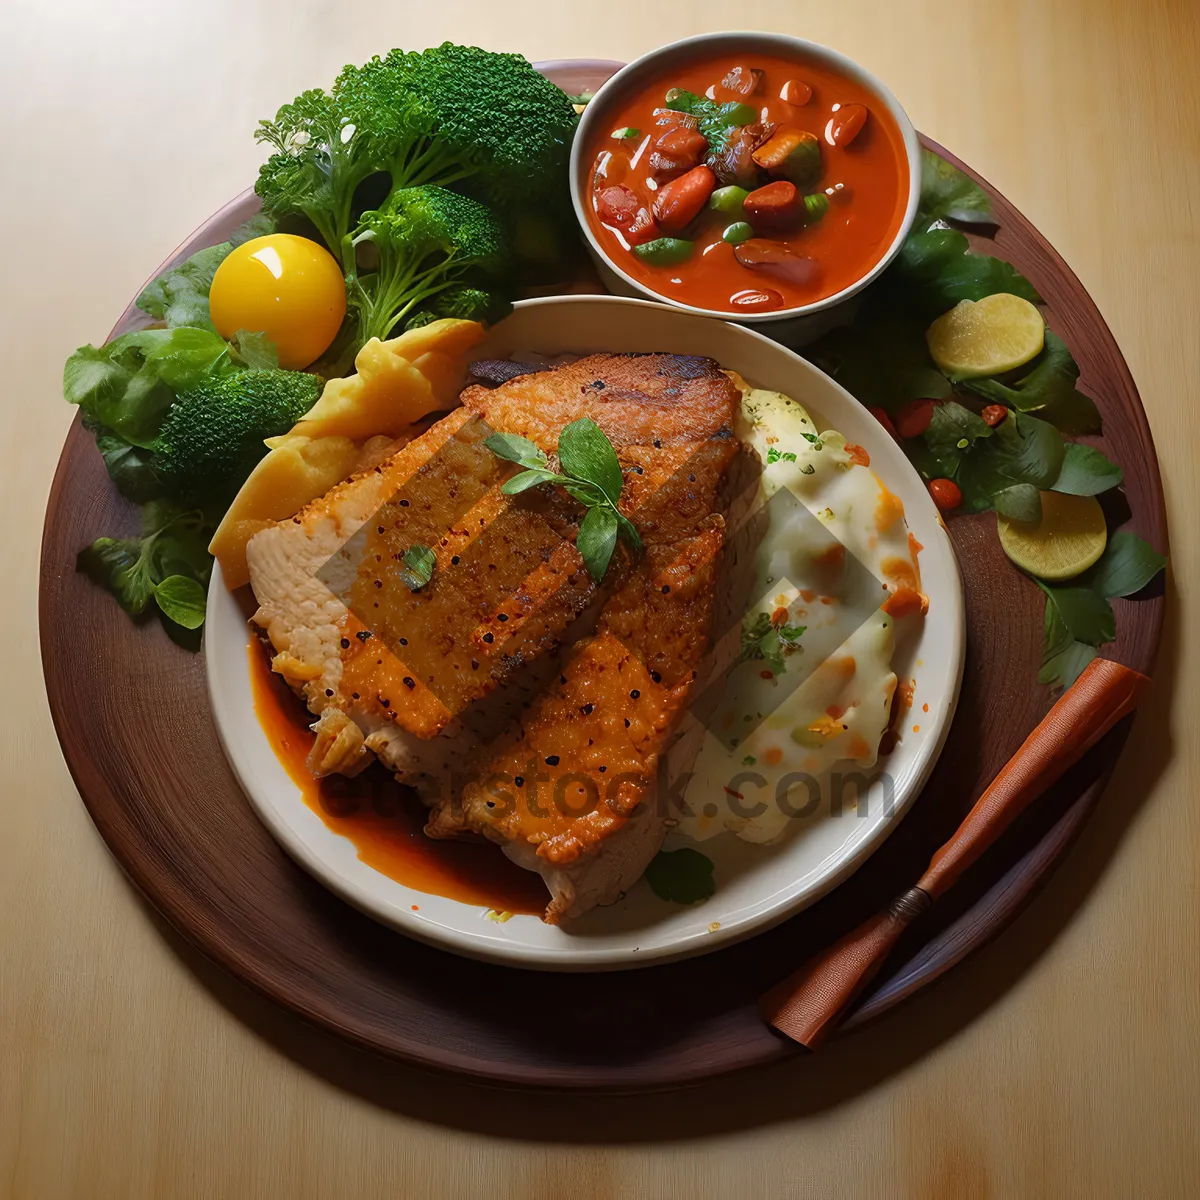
xmin=572 ymin=33 xmax=920 ymax=329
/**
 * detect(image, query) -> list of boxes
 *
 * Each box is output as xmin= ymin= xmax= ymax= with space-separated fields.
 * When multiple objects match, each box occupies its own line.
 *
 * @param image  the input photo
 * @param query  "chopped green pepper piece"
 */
xmin=633 ymin=237 xmax=694 ymax=266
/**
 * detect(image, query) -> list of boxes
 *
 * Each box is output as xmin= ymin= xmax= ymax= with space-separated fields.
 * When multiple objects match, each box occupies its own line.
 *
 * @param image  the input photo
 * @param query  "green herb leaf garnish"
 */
xmin=77 ymin=500 xmax=214 ymax=629
xmin=664 ymin=89 xmax=756 ymax=151
xmin=1036 ymin=532 xmax=1165 ymax=689
xmin=400 ymin=543 xmax=436 ymax=591
xmin=1050 ymin=442 xmax=1123 ymax=497
xmin=738 ymin=611 xmax=807 ymax=676
xmin=916 ymin=149 xmax=994 ymax=229
xmin=1081 ymin=531 xmax=1167 ymax=600
xmin=487 ymin=418 xmax=640 ymax=581
xmin=963 ymin=331 xmax=1101 ymax=435
xmin=153 ymin=575 xmax=208 ymax=629
xmin=645 ymin=847 xmax=716 ymax=905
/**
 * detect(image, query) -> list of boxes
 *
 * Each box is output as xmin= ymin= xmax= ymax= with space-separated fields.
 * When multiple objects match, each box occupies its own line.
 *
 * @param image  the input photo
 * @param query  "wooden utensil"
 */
xmin=761 ymin=657 xmax=1151 ymax=1050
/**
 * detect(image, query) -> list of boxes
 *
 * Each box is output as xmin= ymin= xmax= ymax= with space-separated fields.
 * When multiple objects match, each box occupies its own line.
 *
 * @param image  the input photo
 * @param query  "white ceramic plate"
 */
xmin=206 ymin=295 xmax=964 ymax=970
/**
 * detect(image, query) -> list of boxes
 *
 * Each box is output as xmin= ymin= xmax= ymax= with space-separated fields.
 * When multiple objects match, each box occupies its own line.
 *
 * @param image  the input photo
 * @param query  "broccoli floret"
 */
xmin=338 ymin=44 xmax=578 ymax=214
xmin=349 ymin=186 xmax=509 ymax=345
xmin=155 ymin=369 xmax=322 ymax=502
xmin=254 ymin=44 xmax=577 ymax=269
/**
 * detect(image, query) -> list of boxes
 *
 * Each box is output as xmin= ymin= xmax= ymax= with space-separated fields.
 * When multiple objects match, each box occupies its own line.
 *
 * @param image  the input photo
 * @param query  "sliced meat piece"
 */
xmin=247 ymin=353 xmax=737 ymax=811
xmin=427 ymin=358 xmax=741 ymax=922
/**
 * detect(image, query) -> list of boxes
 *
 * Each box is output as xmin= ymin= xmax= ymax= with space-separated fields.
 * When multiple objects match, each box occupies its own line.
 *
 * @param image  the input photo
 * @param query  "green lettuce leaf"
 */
xmin=64 ymin=327 xmax=234 ymax=447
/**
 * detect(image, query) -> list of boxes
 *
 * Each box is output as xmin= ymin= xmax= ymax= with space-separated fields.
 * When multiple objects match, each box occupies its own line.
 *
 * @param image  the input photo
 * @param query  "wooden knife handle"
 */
xmin=917 ymin=658 xmax=1149 ymax=900
xmin=761 ymin=888 xmax=932 ymax=1049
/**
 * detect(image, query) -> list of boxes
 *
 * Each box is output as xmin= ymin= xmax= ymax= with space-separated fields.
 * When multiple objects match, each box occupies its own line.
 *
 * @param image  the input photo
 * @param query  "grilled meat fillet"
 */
xmin=246 ymin=352 xmax=740 ymax=920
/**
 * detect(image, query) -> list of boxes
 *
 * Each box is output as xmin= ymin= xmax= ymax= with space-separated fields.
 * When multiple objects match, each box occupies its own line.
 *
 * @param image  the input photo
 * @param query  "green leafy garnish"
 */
xmin=77 ymin=500 xmax=214 ymax=626
xmin=228 ymin=329 xmax=281 ymax=371
xmin=956 ymin=412 xmax=1065 ymax=513
xmin=400 ymin=543 xmax=436 ymax=591
xmin=64 ymin=327 xmax=236 ymax=447
xmin=892 ymin=229 xmax=1041 ymax=319
xmin=916 ymin=150 xmax=994 ymax=229
xmin=1080 ymin=530 xmax=1167 ymax=599
xmin=485 ymin=431 xmax=546 ymax=470
xmin=910 ymin=400 xmax=993 ymax=481
xmin=738 ymin=611 xmax=806 ymax=676
xmin=153 ymin=575 xmax=208 ymax=630
xmin=645 ymin=847 xmax=716 ymax=905
xmin=1037 ymin=532 xmax=1165 ymax=688
xmin=488 ymin=419 xmax=641 ymax=581
xmin=136 ymin=215 xmax=274 ymax=331
xmin=664 ymin=89 xmax=756 ymax=151
xmin=992 ymin=483 xmax=1042 ymax=523
xmin=765 ymin=446 xmax=798 ymax=464
xmin=963 ymin=331 xmax=1101 ymax=435
xmin=1050 ymin=442 xmax=1123 ymax=496
xmin=85 ymin=421 xmax=165 ymax=504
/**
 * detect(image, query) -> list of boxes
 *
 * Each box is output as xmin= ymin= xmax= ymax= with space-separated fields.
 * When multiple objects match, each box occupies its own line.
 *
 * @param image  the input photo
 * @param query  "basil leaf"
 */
xmin=1081 ymin=531 xmax=1166 ymax=598
xmin=893 ymin=229 xmax=1041 ymax=318
xmin=614 ymin=511 xmax=643 ymax=553
xmin=576 ymin=505 xmax=619 ymax=582
xmin=919 ymin=400 xmax=992 ymax=479
xmin=916 ymin=150 xmax=994 ymax=230
xmin=965 ymin=332 xmax=1100 ymax=436
xmin=1039 ymin=582 xmax=1115 ymax=647
xmin=400 ymin=543 xmax=436 ymax=591
xmin=154 ymin=575 xmax=207 ymax=629
xmin=957 ymin=412 xmax=1065 ymax=513
xmin=993 ymin=483 xmax=1042 ymax=522
xmin=1038 ymin=636 xmax=1098 ymax=690
xmin=560 ymin=477 xmax=609 ymax=508
xmin=500 ymin=467 xmax=558 ymax=495
xmin=645 ymin=847 xmax=716 ymax=904
xmin=1050 ymin=442 xmax=1123 ymax=496
xmin=485 ymin=431 xmax=547 ymax=470
xmin=557 ymin=418 xmax=623 ymax=504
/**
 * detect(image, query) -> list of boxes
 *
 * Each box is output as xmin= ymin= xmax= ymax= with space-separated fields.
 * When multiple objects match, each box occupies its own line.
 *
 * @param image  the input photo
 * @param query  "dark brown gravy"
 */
xmin=247 ymin=638 xmax=546 ymax=914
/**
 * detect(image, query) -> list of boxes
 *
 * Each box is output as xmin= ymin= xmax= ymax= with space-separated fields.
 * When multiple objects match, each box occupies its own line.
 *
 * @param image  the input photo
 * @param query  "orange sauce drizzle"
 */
xmin=247 ymin=639 xmax=546 ymax=914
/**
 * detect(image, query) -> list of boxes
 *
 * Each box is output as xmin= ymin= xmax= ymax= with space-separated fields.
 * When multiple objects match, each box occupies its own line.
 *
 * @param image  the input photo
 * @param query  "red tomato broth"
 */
xmin=247 ymin=639 xmax=547 ymax=915
xmin=585 ymin=52 xmax=909 ymax=312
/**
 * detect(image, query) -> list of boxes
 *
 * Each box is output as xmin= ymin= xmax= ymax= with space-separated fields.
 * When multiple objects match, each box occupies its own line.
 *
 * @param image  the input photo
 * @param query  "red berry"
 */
xmin=928 ymin=478 xmax=962 ymax=511
xmin=895 ymin=399 xmax=937 ymax=439
xmin=981 ymin=404 xmax=1009 ymax=427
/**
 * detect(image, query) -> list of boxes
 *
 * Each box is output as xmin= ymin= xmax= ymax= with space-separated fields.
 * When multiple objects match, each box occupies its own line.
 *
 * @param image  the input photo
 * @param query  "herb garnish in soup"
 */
xmin=585 ymin=53 xmax=908 ymax=314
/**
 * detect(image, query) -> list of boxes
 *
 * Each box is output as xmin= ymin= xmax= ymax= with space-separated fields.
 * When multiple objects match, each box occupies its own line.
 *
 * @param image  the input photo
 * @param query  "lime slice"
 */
xmin=927 ymin=293 xmax=1045 ymax=378
xmin=997 ymin=491 xmax=1107 ymax=581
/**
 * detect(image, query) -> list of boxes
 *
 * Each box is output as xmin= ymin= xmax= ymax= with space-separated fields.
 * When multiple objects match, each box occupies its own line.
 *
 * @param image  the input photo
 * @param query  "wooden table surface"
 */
xmin=4 ymin=1 xmax=1198 ymax=1196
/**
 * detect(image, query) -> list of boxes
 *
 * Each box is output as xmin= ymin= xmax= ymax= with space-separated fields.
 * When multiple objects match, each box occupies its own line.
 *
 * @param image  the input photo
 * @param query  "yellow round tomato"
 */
xmin=209 ymin=234 xmax=346 ymax=370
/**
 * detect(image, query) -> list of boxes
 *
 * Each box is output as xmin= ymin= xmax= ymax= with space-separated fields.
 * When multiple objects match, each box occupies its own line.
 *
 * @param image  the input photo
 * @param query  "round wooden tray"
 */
xmin=40 ymin=61 xmax=1166 ymax=1090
